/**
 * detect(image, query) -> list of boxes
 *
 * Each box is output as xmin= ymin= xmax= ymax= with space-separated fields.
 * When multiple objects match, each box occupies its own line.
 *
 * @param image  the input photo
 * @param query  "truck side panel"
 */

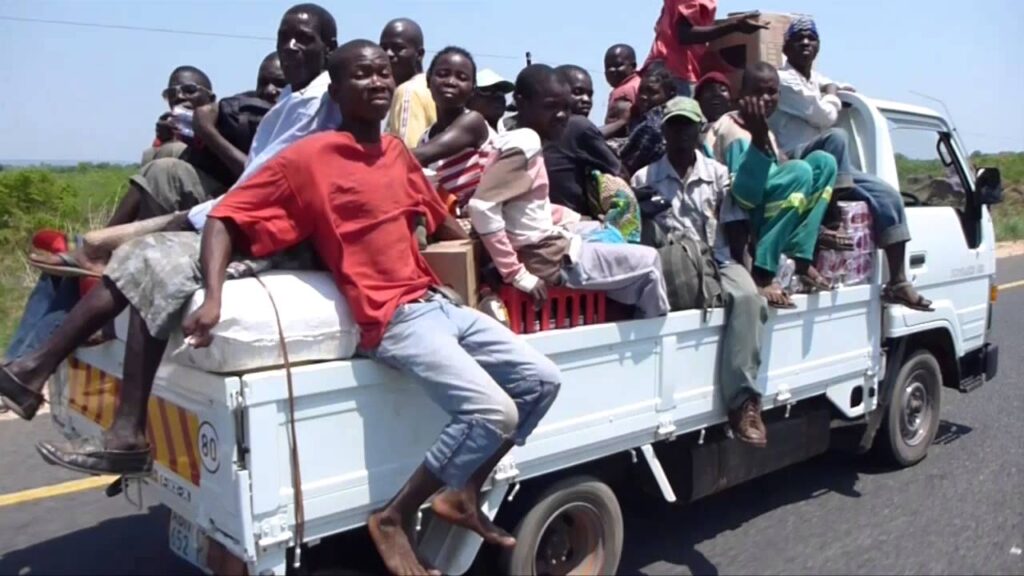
xmin=237 ymin=284 xmax=880 ymax=556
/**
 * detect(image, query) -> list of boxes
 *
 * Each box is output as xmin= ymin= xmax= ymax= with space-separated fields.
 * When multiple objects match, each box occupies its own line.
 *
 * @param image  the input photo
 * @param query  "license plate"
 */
xmin=169 ymin=511 xmax=205 ymax=567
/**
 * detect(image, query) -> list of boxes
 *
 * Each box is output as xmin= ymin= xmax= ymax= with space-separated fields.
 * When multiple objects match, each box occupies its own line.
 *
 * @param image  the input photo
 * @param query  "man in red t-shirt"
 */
xmin=643 ymin=1 xmax=765 ymax=97
xmin=184 ymin=40 xmax=561 ymax=576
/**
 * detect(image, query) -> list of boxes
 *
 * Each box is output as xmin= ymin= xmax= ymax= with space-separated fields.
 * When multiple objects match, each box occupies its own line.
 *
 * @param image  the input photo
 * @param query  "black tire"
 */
xmin=498 ymin=475 xmax=623 ymax=576
xmin=876 ymin=349 xmax=943 ymax=467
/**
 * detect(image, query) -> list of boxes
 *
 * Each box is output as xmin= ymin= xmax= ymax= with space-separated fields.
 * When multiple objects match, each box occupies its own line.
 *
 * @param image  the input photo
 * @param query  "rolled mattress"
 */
xmin=164 ymin=270 xmax=360 ymax=373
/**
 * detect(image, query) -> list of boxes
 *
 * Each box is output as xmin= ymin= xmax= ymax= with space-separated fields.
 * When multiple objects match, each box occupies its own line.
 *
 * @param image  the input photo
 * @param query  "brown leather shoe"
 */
xmin=729 ymin=396 xmax=767 ymax=448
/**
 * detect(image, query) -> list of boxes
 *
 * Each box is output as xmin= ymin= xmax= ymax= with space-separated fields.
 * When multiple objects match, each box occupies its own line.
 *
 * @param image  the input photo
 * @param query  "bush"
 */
xmin=0 ymin=170 xmax=77 ymax=249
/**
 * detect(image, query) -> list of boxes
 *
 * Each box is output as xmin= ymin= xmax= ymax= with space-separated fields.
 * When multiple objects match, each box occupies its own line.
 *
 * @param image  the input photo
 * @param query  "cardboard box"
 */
xmin=702 ymin=12 xmax=796 ymax=93
xmin=422 ymin=240 xmax=479 ymax=308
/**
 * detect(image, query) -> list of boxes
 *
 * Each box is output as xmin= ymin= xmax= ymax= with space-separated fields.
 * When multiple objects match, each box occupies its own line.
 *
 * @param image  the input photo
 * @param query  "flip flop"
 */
xmin=36 ymin=437 xmax=152 ymax=477
xmin=883 ymin=281 xmax=935 ymax=312
xmin=818 ymin=227 xmax=856 ymax=252
xmin=798 ymin=273 xmax=835 ymax=293
xmin=27 ymin=251 xmax=102 ymax=278
xmin=0 ymin=364 xmax=46 ymax=421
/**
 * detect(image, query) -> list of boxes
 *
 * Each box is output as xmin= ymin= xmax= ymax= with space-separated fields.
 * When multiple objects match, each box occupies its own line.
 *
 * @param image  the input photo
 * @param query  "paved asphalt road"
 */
xmin=1 ymin=258 xmax=1022 ymax=576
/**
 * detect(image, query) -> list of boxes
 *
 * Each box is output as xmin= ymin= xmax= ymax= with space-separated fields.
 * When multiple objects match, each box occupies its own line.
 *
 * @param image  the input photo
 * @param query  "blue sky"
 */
xmin=1 ymin=0 xmax=1022 ymax=162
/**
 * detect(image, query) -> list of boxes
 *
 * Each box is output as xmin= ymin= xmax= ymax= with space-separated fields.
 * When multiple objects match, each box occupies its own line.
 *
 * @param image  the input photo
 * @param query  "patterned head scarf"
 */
xmin=785 ymin=16 xmax=819 ymax=43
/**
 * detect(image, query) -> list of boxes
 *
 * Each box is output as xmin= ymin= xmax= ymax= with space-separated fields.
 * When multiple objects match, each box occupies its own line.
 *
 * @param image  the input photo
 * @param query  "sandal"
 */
xmin=818 ymin=227 xmax=856 ymax=252
xmin=28 ymin=250 xmax=103 ymax=278
xmin=36 ymin=437 xmax=152 ymax=477
xmin=883 ymin=281 xmax=935 ymax=312
xmin=797 ymin=270 xmax=836 ymax=293
xmin=0 ymin=364 xmax=46 ymax=421
xmin=798 ymin=275 xmax=834 ymax=294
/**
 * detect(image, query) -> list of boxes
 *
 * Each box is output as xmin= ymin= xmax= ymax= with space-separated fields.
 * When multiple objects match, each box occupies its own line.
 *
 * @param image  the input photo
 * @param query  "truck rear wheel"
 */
xmin=498 ymin=475 xmax=623 ymax=575
xmin=877 ymin=349 xmax=943 ymax=467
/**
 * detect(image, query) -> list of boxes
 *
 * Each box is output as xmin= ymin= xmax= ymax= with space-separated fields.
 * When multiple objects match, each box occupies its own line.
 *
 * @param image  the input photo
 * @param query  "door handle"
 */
xmin=910 ymin=253 xmax=927 ymax=269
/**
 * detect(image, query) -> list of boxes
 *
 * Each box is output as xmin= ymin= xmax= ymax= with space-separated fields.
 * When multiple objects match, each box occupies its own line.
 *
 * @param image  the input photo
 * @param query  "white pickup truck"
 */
xmin=47 ymin=93 xmax=1002 ymax=576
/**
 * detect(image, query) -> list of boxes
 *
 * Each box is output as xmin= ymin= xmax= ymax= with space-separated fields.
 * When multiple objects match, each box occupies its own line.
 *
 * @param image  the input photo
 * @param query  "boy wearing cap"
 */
xmin=632 ymin=96 xmax=769 ymax=447
xmin=469 ymin=69 xmax=514 ymax=131
xmin=771 ymin=16 xmax=933 ymax=312
xmin=694 ymin=71 xmax=733 ymax=125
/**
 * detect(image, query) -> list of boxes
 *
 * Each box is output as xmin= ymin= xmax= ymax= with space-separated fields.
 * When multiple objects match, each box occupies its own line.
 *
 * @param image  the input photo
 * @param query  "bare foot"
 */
xmin=368 ymin=509 xmax=440 ymax=576
xmin=431 ymin=488 xmax=516 ymax=548
xmin=759 ymin=282 xmax=796 ymax=309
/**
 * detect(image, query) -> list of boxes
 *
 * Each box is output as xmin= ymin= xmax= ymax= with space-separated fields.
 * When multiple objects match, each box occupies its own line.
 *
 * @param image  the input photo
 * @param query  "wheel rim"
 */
xmin=900 ymin=372 xmax=933 ymax=447
xmin=534 ymin=502 xmax=605 ymax=576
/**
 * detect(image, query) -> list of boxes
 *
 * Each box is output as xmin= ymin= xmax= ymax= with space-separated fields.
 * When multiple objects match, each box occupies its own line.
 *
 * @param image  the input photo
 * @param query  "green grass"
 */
xmin=0 ymin=163 xmax=135 ymax=352
xmin=972 ymin=152 xmax=1024 ymax=241
xmin=994 ymin=198 xmax=1024 ymax=241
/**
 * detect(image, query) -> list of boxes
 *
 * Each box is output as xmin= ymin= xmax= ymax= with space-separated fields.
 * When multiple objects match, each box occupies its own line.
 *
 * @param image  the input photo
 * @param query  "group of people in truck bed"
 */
xmin=2 ymin=2 xmax=934 ymax=574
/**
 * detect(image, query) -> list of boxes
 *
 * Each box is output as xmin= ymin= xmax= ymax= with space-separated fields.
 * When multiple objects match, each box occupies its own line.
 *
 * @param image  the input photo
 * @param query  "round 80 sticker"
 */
xmin=198 ymin=422 xmax=220 ymax=474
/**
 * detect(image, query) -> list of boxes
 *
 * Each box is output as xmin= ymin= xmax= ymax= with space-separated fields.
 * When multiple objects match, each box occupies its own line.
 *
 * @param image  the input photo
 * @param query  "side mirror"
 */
xmin=976 ymin=167 xmax=1003 ymax=205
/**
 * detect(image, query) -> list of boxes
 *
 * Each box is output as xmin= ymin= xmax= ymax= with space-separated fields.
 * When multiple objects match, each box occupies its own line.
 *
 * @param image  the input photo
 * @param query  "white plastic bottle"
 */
xmin=476 ymin=286 xmax=510 ymax=328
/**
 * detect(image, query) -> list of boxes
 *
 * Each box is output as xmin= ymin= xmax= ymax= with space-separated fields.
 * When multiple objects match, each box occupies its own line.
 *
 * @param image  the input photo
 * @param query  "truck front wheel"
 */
xmin=877 ymin=349 xmax=943 ymax=467
xmin=498 ymin=475 xmax=623 ymax=575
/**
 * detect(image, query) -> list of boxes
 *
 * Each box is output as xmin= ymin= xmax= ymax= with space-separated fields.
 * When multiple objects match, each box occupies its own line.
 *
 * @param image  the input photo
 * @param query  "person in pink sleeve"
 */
xmin=468 ymin=64 xmax=669 ymax=318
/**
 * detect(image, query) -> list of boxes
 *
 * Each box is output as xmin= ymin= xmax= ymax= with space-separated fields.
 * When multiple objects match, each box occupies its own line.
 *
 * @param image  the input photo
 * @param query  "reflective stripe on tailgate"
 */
xmin=67 ymin=358 xmax=202 ymax=486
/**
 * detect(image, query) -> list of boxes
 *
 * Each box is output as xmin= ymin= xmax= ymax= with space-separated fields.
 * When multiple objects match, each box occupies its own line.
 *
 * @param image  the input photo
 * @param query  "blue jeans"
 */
xmin=366 ymin=294 xmax=561 ymax=488
xmin=794 ymin=128 xmax=911 ymax=247
xmin=5 ymin=274 xmax=80 ymax=362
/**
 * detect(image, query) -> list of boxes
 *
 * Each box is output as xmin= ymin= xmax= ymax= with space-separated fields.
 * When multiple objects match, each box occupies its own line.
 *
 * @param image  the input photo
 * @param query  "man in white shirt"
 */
xmin=770 ymin=17 xmax=933 ymax=312
xmin=632 ymin=97 xmax=769 ymax=447
xmin=2 ymin=3 xmax=343 ymax=473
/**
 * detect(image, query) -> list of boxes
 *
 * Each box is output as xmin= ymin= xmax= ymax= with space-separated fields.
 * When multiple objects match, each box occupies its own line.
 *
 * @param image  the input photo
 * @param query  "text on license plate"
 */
xmin=169 ymin=511 xmax=205 ymax=567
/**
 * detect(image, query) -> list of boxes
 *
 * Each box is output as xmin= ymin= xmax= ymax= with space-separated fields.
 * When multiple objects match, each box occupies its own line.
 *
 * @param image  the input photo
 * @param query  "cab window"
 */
xmin=886 ymin=118 xmax=980 ymax=247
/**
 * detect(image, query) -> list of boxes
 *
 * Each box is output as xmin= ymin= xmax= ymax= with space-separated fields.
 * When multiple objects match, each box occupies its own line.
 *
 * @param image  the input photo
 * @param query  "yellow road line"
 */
xmin=0 ymin=475 xmax=116 ymax=508
xmin=999 ymin=279 xmax=1024 ymax=292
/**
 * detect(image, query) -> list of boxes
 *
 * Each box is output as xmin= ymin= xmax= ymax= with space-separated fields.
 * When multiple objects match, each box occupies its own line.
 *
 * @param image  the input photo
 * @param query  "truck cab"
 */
xmin=839 ymin=93 xmax=1000 ymax=463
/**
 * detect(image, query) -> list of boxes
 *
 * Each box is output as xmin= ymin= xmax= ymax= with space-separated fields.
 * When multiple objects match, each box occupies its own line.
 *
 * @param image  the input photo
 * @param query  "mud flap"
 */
xmin=857 ymin=339 xmax=907 ymax=454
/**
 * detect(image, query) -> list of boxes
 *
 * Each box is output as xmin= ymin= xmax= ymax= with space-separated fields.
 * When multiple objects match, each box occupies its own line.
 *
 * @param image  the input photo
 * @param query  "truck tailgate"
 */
xmin=48 ymin=341 xmax=256 ymax=565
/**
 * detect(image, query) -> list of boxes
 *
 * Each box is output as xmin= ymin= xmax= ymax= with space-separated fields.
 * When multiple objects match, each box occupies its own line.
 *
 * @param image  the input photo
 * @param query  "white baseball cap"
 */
xmin=476 ymin=69 xmax=514 ymax=93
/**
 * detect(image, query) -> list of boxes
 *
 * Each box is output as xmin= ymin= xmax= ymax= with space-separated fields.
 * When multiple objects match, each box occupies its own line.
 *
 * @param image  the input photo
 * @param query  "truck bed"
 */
xmin=48 ymin=282 xmax=881 ymax=571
